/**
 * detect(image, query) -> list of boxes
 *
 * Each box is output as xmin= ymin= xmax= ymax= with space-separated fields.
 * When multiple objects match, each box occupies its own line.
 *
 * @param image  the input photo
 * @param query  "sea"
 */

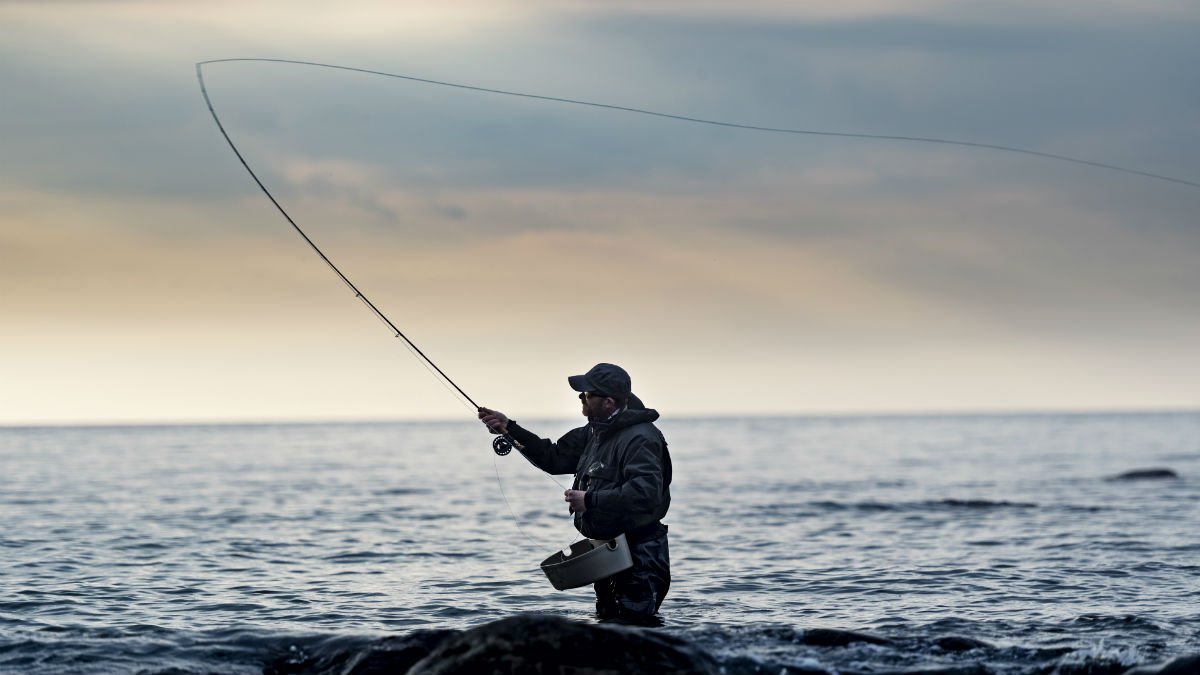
xmin=2 ymin=412 xmax=1198 ymax=675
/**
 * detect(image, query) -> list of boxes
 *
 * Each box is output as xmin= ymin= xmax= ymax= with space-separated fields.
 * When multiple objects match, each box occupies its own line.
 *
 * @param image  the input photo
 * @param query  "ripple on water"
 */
xmin=3 ymin=415 xmax=1199 ymax=673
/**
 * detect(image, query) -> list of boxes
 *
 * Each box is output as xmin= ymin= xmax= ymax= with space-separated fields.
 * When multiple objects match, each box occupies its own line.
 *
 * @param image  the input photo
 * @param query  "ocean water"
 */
xmin=2 ymin=412 xmax=1198 ymax=674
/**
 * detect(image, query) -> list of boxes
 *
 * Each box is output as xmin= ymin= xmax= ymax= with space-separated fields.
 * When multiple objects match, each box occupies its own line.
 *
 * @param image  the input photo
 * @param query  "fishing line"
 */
xmin=195 ymin=62 xmax=481 ymax=416
xmin=494 ymin=454 xmax=581 ymax=552
xmin=196 ymin=57 xmax=1200 ymax=191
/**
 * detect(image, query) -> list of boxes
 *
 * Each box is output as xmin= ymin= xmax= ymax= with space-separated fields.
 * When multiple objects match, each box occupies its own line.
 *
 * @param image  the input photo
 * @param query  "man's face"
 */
xmin=579 ymin=391 xmax=615 ymax=421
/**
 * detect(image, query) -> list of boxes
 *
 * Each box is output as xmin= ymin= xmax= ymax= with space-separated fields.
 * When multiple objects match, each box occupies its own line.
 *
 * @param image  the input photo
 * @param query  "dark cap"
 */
xmin=568 ymin=363 xmax=632 ymax=399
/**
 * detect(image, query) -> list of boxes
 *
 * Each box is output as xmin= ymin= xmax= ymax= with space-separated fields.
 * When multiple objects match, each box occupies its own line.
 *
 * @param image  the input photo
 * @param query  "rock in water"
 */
xmin=799 ymin=628 xmax=893 ymax=647
xmin=1109 ymin=468 xmax=1179 ymax=481
xmin=407 ymin=614 xmax=719 ymax=675
xmin=934 ymin=635 xmax=994 ymax=652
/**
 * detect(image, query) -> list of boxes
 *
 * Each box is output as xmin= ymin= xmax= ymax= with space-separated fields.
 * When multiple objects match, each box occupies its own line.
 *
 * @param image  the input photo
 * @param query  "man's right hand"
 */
xmin=477 ymin=407 xmax=509 ymax=435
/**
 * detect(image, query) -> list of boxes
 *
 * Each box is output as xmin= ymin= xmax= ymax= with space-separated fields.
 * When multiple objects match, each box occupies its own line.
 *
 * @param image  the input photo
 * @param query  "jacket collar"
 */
xmin=591 ymin=406 xmax=660 ymax=434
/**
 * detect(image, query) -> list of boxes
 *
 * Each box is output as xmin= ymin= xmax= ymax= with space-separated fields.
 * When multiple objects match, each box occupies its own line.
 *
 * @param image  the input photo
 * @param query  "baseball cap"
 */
xmin=567 ymin=363 xmax=632 ymax=399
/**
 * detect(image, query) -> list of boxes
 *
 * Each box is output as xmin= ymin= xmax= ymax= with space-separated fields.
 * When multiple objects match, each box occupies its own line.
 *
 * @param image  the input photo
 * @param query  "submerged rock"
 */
xmin=934 ymin=635 xmax=993 ymax=652
xmin=799 ymin=627 xmax=893 ymax=647
xmin=1108 ymin=468 xmax=1179 ymax=481
xmin=407 ymin=614 xmax=719 ymax=675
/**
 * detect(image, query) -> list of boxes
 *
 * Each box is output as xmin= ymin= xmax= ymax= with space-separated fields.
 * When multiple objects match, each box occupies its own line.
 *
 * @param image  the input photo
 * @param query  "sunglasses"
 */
xmin=579 ymin=392 xmax=610 ymax=401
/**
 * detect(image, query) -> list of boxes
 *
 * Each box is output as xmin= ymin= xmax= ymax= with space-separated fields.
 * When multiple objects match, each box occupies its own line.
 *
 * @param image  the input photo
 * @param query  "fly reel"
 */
xmin=492 ymin=434 xmax=514 ymax=456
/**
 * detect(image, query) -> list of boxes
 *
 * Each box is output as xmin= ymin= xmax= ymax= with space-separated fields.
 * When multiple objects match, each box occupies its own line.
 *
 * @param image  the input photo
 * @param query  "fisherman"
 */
xmin=478 ymin=363 xmax=672 ymax=623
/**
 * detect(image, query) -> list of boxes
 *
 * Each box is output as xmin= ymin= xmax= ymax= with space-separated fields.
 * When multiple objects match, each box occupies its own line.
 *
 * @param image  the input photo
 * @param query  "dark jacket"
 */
xmin=506 ymin=405 xmax=672 ymax=540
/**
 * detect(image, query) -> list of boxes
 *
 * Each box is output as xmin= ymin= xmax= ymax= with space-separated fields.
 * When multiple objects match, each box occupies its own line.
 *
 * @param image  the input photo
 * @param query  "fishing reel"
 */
xmin=492 ymin=434 xmax=515 ymax=456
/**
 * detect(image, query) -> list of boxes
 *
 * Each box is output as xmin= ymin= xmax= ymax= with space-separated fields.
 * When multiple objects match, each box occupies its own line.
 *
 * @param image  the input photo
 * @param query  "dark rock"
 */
xmin=406 ymin=613 xmax=719 ymax=675
xmin=1108 ymin=469 xmax=1179 ymax=482
xmin=800 ymin=628 xmax=893 ymax=647
xmin=1121 ymin=654 xmax=1200 ymax=675
xmin=934 ymin=636 xmax=993 ymax=652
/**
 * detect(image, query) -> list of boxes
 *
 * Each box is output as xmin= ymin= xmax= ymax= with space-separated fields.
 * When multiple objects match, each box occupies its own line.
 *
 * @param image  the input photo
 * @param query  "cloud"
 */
xmin=1 ymin=0 xmax=1197 ymax=422
xmin=6 ymin=1 xmax=1197 ymax=204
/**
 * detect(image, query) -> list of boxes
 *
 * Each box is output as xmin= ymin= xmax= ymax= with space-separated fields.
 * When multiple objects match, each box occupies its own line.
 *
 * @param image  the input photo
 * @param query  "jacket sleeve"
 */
xmin=507 ymin=421 xmax=587 ymax=476
xmin=585 ymin=431 xmax=664 ymax=517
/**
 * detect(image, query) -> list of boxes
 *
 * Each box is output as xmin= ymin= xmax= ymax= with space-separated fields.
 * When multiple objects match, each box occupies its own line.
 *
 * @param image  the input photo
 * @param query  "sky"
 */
xmin=2 ymin=0 xmax=1198 ymax=425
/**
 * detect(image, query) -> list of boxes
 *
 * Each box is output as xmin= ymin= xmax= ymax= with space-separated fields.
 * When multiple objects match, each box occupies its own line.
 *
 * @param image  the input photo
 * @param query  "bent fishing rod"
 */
xmin=195 ymin=61 xmax=521 ymax=456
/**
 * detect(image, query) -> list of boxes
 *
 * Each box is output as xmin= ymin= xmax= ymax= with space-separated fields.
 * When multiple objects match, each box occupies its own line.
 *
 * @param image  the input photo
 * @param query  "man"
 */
xmin=478 ymin=363 xmax=672 ymax=623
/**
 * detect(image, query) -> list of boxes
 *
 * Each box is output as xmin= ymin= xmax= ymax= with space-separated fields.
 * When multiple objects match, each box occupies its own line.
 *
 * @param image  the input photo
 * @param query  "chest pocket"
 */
xmin=582 ymin=459 xmax=619 ymax=491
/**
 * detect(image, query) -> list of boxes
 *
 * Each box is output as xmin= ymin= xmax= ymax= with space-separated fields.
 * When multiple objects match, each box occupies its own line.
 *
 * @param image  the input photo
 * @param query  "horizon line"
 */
xmin=2 ymin=405 xmax=1197 ymax=430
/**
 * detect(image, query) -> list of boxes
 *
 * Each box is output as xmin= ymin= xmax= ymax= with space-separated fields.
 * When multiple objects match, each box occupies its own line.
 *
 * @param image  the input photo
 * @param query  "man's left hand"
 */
xmin=564 ymin=489 xmax=587 ymax=514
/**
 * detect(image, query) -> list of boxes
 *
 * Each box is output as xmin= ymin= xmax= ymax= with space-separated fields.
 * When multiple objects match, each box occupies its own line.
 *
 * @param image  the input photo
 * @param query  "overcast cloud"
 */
xmin=1 ymin=1 xmax=1197 ymax=423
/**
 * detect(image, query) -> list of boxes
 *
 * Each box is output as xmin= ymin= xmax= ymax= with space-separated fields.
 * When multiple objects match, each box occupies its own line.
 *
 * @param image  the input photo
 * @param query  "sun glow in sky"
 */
xmin=2 ymin=1 xmax=1198 ymax=424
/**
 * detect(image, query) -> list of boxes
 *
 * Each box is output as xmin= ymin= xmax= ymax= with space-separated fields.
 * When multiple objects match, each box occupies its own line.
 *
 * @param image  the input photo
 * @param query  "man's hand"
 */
xmin=477 ymin=407 xmax=509 ymax=435
xmin=565 ymin=489 xmax=587 ymax=514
